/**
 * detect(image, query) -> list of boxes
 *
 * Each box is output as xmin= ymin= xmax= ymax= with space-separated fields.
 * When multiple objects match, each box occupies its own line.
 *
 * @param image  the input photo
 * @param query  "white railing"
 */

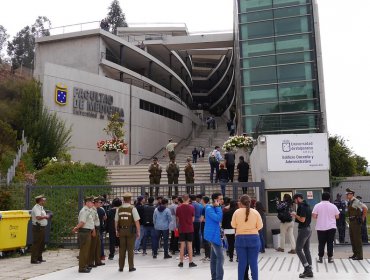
xmin=6 ymin=131 xmax=29 ymax=186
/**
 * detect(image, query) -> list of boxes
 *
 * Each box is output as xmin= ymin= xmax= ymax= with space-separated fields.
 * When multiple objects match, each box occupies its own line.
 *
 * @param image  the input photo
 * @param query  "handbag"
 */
xmin=174 ymin=228 xmax=179 ymax=237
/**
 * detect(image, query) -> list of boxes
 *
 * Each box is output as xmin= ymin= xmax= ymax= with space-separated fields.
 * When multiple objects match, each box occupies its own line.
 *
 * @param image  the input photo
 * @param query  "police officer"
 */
xmin=166 ymin=158 xmax=180 ymax=197
xmin=148 ymin=157 xmax=162 ymax=197
xmin=184 ymin=157 xmax=195 ymax=194
xmin=346 ymin=188 xmax=368 ymax=260
xmin=72 ymin=196 xmax=95 ymax=273
xmin=115 ymin=192 xmax=140 ymax=272
xmin=89 ymin=197 xmax=105 ymax=267
xmin=31 ymin=194 xmax=50 ymax=264
xmin=356 ymin=196 xmax=369 ymax=243
xmin=333 ymin=193 xmax=346 ymax=243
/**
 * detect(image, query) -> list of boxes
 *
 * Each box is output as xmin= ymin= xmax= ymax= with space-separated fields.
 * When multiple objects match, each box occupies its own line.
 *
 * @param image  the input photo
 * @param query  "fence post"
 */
xmin=259 ymin=180 xmax=266 ymax=207
xmin=25 ymin=185 xmax=31 ymax=209
xmin=78 ymin=187 xmax=84 ymax=210
xmin=233 ymin=184 xmax=238 ymax=201
xmin=200 ymin=183 xmax=205 ymax=195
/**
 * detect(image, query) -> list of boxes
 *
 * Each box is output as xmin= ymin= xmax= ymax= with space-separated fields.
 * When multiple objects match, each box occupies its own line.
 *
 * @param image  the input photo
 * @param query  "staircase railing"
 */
xmin=6 ymin=131 xmax=29 ymax=186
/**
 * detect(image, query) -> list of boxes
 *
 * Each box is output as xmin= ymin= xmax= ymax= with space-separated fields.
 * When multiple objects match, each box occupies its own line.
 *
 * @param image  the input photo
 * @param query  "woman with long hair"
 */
xmin=232 ymin=195 xmax=263 ymax=280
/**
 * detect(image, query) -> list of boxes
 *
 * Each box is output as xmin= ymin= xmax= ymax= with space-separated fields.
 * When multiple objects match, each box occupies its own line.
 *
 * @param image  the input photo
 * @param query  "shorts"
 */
xmin=179 ymin=232 xmax=194 ymax=242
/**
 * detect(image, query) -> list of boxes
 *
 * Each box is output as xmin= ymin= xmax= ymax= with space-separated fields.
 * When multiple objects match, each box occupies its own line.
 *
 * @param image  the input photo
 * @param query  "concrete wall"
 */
xmin=41 ymin=63 xmax=201 ymax=165
xmin=34 ymin=36 xmax=101 ymax=81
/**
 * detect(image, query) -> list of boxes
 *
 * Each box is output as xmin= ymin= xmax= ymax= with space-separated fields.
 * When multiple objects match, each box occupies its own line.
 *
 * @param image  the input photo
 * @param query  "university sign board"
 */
xmin=266 ymin=133 xmax=329 ymax=171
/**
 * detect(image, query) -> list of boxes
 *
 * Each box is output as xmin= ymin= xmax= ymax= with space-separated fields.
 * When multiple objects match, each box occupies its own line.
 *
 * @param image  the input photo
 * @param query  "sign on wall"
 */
xmin=266 ymin=133 xmax=329 ymax=171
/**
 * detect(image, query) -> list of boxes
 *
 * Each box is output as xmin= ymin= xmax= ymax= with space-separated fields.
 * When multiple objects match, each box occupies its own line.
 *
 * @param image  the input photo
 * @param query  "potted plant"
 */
xmin=97 ymin=113 xmax=128 ymax=165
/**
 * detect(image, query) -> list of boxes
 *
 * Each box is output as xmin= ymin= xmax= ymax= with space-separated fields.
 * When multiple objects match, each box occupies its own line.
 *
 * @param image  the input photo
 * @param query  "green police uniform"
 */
xmin=184 ymin=162 xmax=194 ymax=194
xmin=166 ymin=161 xmax=179 ymax=197
xmin=115 ymin=197 xmax=140 ymax=271
xmin=31 ymin=195 xmax=48 ymax=263
xmin=348 ymin=197 xmax=365 ymax=259
xmin=148 ymin=162 xmax=162 ymax=197
xmin=78 ymin=203 xmax=94 ymax=272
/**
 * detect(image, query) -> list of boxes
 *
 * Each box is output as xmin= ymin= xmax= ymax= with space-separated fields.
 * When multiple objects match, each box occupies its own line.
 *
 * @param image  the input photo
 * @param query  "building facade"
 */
xmin=235 ymin=0 xmax=327 ymax=135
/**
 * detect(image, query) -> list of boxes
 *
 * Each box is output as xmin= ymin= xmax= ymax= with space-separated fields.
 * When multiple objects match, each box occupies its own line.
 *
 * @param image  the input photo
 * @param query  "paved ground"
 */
xmin=1 ymin=245 xmax=370 ymax=280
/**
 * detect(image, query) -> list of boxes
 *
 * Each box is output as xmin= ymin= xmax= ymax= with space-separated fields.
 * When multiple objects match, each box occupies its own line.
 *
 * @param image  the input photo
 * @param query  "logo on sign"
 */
xmin=282 ymin=140 xmax=291 ymax=152
xmin=55 ymin=83 xmax=68 ymax=106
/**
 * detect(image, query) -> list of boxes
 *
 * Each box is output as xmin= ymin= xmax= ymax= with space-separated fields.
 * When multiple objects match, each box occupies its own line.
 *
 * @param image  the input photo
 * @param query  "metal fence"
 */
xmin=25 ymin=182 xmax=265 ymax=247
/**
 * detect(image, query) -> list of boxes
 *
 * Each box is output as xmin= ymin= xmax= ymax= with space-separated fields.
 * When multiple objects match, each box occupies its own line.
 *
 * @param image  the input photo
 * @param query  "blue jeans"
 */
xmin=210 ymin=242 xmax=224 ymax=280
xmin=134 ymin=225 xmax=145 ymax=251
xmin=219 ymin=179 xmax=228 ymax=197
xmin=142 ymin=226 xmax=156 ymax=254
xmin=235 ymin=235 xmax=260 ymax=280
xmin=153 ymin=229 xmax=169 ymax=255
xmin=100 ymin=231 xmax=105 ymax=257
xmin=258 ymin=229 xmax=265 ymax=252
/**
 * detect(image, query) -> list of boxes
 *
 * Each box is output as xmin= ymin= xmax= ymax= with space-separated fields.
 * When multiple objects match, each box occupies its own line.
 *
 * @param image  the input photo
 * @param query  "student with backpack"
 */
xmin=209 ymin=146 xmax=223 ymax=183
xmin=275 ymin=194 xmax=296 ymax=254
xmin=141 ymin=197 xmax=156 ymax=257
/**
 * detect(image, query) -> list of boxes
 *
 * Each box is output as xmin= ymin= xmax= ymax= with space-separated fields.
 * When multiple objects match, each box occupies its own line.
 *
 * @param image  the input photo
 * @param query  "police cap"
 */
xmin=345 ymin=188 xmax=355 ymax=195
xmin=123 ymin=192 xmax=132 ymax=198
xmin=84 ymin=196 xmax=94 ymax=202
xmin=35 ymin=194 xmax=46 ymax=203
xmin=93 ymin=196 xmax=103 ymax=203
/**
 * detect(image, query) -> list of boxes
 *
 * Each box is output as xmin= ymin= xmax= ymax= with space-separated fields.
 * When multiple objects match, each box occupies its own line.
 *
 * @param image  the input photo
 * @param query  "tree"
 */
xmin=353 ymin=154 xmax=369 ymax=175
xmin=7 ymin=16 xmax=51 ymax=69
xmin=329 ymin=135 xmax=357 ymax=177
xmin=106 ymin=0 xmax=128 ymax=34
xmin=0 ymin=25 xmax=9 ymax=62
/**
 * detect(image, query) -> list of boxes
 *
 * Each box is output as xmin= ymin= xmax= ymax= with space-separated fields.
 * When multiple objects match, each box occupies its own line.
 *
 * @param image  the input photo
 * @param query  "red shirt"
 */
xmin=176 ymin=203 xmax=195 ymax=233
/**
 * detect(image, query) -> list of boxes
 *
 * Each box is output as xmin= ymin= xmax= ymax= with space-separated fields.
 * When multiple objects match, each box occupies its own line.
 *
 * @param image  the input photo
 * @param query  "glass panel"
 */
xmin=242 ymin=115 xmax=259 ymax=134
xmin=243 ymin=66 xmax=277 ymax=86
xmin=274 ymin=15 xmax=312 ymax=36
xmin=274 ymin=4 xmax=311 ymax=18
xmin=242 ymin=85 xmax=278 ymax=103
xmin=243 ymin=55 xmax=276 ymax=68
xmin=276 ymin=33 xmax=314 ymax=51
xmin=241 ymin=21 xmax=274 ymax=39
xmin=278 ymin=62 xmax=313 ymax=82
xmin=243 ymin=102 xmax=280 ymax=115
xmin=273 ymin=0 xmax=310 ymax=7
xmin=277 ymin=51 xmax=313 ymax=64
xmin=239 ymin=0 xmax=272 ymax=11
xmin=278 ymin=99 xmax=317 ymax=113
xmin=279 ymin=81 xmax=316 ymax=100
xmin=240 ymin=10 xmax=273 ymax=23
xmin=240 ymin=38 xmax=275 ymax=58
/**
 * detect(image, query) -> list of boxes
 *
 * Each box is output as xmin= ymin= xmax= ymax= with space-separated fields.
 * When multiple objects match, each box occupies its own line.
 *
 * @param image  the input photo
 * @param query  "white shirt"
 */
xmin=31 ymin=204 xmax=48 ymax=226
xmin=312 ymin=201 xmax=339 ymax=231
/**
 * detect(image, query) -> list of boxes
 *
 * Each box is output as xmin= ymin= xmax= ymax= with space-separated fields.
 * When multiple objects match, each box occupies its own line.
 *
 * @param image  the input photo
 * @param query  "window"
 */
xmin=139 ymin=100 xmax=183 ymax=123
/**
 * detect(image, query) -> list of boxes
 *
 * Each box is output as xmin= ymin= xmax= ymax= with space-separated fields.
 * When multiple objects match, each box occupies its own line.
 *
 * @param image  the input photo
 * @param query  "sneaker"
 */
xmin=153 ymin=255 xmax=157 ymax=259
xmin=189 ymin=262 xmax=197 ymax=268
xmin=276 ymin=247 xmax=284 ymax=252
xmin=317 ymin=257 xmax=323 ymax=263
xmin=299 ymin=267 xmax=313 ymax=278
xmin=134 ymin=250 xmax=140 ymax=254
xmin=288 ymin=249 xmax=296 ymax=254
xmin=142 ymin=252 xmax=147 ymax=256
xmin=199 ymin=257 xmax=207 ymax=261
xmin=202 ymin=257 xmax=210 ymax=262
xmin=164 ymin=255 xmax=172 ymax=259
xmin=108 ymin=255 xmax=114 ymax=260
xmin=328 ymin=257 xmax=334 ymax=263
xmin=178 ymin=262 xmax=183 ymax=268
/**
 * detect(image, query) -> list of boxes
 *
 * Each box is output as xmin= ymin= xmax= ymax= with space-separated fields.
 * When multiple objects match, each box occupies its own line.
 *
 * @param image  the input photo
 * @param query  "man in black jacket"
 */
xmin=134 ymin=196 xmax=145 ymax=254
xmin=141 ymin=197 xmax=156 ymax=256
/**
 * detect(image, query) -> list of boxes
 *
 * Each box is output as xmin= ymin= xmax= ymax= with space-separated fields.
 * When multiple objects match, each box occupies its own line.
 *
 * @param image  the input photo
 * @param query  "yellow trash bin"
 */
xmin=0 ymin=210 xmax=31 ymax=254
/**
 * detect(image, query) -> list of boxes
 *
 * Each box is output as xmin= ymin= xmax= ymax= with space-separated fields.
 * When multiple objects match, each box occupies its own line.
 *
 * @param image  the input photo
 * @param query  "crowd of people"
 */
xmin=30 ymin=186 xmax=369 ymax=279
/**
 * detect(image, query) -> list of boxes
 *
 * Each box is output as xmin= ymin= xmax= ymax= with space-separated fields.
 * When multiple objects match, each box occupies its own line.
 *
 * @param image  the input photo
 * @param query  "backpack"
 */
xmin=277 ymin=203 xmax=292 ymax=223
xmin=143 ymin=205 xmax=155 ymax=226
xmin=209 ymin=150 xmax=217 ymax=164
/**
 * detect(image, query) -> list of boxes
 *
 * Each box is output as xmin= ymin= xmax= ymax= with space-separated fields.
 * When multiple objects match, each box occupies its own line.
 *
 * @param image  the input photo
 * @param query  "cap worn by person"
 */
xmin=93 ymin=196 xmax=102 ymax=203
xmin=137 ymin=196 xmax=144 ymax=202
xmin=293 ymin=193 xmax=303 ymax=200
xmin=123 ymin=192 xmax=132 ymax=198
xmin=35 ymin=194 xmax=46 ymax=203
xmin=84 ymin=196 xmax=94 ymax=203
xmin=345 ymin=188 xmax=355 ymax=195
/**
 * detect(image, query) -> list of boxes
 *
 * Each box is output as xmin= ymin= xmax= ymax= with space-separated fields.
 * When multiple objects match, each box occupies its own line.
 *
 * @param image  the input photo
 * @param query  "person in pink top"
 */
xmin=312 ymin=192 xmax=340 ymax=263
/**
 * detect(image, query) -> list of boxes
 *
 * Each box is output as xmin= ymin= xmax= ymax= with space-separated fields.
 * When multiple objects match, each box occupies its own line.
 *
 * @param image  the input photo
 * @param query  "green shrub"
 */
xmin=36 ymin=162 xmax=108 ymax=186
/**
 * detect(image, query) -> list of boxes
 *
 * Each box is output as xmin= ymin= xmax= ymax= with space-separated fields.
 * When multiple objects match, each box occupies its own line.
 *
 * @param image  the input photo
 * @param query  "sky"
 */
xmin=1 ymin=0 xmax=370 ymax=163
